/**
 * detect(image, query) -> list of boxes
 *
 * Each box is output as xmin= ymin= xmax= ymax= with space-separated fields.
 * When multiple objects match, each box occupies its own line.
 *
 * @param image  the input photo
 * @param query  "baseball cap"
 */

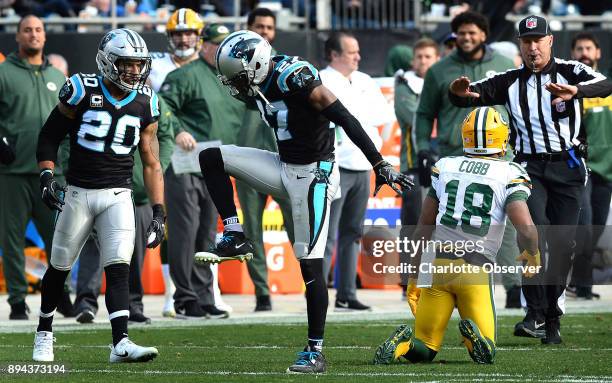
xmin=443 ymin=32 xmax=457 ymax=45
xmin=202 ymin=24 xmax=231 ymax=44
xmin=517 ymin=15 xmax=551 ymax=38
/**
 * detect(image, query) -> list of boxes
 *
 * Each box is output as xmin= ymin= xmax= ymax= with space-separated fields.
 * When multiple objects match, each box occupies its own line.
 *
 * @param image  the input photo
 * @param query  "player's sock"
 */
xmin=300 ymin=259 xmax=328 ymax=352
xmin=404 ymin=338 xmax=437 ymax=363
xmin=37 ymin=266 xmax=70 ymax=332
xmin=199 ymin=148 xmax=239 ymax=222
xmin=222 ymin=217 xmax=243 ymax=233
xmin=105 ymin=263 xmax=130 ymax=347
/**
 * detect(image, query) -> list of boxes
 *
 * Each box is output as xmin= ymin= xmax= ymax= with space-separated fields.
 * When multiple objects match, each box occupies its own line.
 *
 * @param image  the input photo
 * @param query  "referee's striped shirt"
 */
xmin=449 ymin=58 xmax=612 ymax=154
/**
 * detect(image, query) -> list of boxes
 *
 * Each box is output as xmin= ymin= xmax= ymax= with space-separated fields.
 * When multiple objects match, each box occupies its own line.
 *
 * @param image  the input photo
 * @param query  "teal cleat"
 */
xmin=459 ymin=319 xmax=495 ymax=364
xmin=286 ymin=347 xmax=326 ymax=374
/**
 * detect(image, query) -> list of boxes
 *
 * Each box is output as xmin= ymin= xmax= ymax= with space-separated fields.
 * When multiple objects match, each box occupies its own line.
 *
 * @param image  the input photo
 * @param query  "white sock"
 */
xmin=161 ymin=264 xmax=175 ymax=298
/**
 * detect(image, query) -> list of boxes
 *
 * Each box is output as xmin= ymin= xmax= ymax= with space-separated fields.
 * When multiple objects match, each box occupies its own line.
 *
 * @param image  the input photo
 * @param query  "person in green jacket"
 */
xmin=235 ymin=8 xmax=295 ymax=312
xmin=571 ymin=32 xmax=612 ymax=299
xmin=384 ymin=44 xmax=413 ymax=77
xmin=159 ymin=24 xmax=246 ymax=319
xmin=414 ymin=11 xmax=522 ymax=309
xmin=0 ymin=15 xmax=72 ymax=320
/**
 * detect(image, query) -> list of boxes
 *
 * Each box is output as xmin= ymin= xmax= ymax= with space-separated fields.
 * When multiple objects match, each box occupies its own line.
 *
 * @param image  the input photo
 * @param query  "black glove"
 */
xmin=146 ymin=204 xmax=166 ymax=248
xmin=0 ymin=136 xmax=16 ymax=165
xmin=373 ymin=161 xmax=414 ymax=197
xmin=40 ymin=169 xmax=67 ymax=211
xmin=417 ymin=150 xmax=438 ymax=188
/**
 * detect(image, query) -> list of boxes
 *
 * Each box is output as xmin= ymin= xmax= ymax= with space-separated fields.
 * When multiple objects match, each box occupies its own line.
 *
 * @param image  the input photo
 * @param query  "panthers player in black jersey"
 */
xmin=33 ymin=29 xmax=164 ymax=363
xmin=197 ymin=31 xmax=413 ymax=373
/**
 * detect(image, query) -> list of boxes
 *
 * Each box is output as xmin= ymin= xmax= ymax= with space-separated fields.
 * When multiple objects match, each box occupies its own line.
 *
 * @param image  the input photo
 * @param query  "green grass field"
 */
xmin=1 ymin=314 xmax=611 ymax=382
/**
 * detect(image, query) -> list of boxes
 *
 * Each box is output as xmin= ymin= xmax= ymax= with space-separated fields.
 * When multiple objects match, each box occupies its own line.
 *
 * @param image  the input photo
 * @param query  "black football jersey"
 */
xmin=58 ymin=73 xmax=160 ymax=189
xmin=254 ymin=56 xmax=334 ymax=164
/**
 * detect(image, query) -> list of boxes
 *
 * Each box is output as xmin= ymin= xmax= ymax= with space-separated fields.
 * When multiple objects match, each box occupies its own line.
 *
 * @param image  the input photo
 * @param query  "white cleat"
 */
xmin=162 ymin=296 xmax=176 ymax=318
xmin=33 ymin=331 xmax=55 ymax=362
xmin=109 ymin=338 xmax=159 ymax=363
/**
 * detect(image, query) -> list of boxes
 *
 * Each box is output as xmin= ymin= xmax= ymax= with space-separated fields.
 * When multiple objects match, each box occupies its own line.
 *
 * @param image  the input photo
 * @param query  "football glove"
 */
xmin=406 ymin=279 xmax=421 ymax=316
xmin=373 ymin=161 xmax=414 ymax=197
xmin=0 ymin=136 xmax=15 ymax=165
xmin=146 ymin=204 xmax=166 ymax=248
xmin=417 ymin=150 xmax=438 ymax=188
xmin=39 ymin=169 xmax=66 ymax=211
xmin=516 ymin=249 xmax=541 ymax=278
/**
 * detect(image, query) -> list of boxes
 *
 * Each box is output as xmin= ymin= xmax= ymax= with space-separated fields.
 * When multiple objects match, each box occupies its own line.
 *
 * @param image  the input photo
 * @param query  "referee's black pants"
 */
xmin=517 ymin=157 xmax=586 ymax=321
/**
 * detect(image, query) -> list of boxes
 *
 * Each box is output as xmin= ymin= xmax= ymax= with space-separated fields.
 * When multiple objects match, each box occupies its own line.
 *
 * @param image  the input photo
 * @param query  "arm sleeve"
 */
xmin=415 ymin=69 xmax=440 ymax=152
xmin=36 ymin=106 xmax=75 ymax=163
xmin=156 ymin=97 xmax=175 ymax=172
xmin=321 ymin=99 xmax=383 ymax=166
xmin=394 ymin=79 xmax=419 ymax=130
xmin=448 ymin=71 xmax=511 ymax=108
xmin=571 ymin=61 xmax=612 ymax=98
xmin=158 ymin=71 xmax=187 ymax=137
xmin=504 ymin=162 xmax=532 ymax=204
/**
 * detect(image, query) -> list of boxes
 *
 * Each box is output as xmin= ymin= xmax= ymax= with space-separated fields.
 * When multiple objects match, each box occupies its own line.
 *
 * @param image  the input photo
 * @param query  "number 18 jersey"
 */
xmin=58 ymin=73 xmax=160 ymax=189
xmin=429 ymin=155 xmax=531 ymax=260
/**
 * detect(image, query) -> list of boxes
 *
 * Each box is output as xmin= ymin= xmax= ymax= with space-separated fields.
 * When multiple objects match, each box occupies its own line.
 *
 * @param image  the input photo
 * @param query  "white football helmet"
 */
xmin=96 ymin=28 xmax=152 ymax=93
xmin=215 ymin=30 xmax=272 ymax=98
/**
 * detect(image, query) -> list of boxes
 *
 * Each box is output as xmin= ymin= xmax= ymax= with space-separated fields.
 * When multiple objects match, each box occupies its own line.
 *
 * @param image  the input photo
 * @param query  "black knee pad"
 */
xmin=199 ymin=147 xmax=223 ymax=174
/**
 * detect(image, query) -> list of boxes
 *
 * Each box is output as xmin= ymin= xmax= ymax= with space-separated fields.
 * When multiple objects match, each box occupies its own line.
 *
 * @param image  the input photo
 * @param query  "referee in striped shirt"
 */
xmin=448 ymin=15 xmax=612 ymax=345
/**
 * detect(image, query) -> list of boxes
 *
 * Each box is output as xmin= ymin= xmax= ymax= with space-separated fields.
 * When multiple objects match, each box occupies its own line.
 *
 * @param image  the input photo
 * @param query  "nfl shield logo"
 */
xmin=526 ymin=17 xmax=537 ymax=29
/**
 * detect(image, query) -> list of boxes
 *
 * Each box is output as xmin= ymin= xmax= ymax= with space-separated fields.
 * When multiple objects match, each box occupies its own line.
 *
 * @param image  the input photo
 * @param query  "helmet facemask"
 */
xmin=97 ymin=51 xmax=151 ymax=93
xmin=217 ymin=57 xmax=260 ymax=99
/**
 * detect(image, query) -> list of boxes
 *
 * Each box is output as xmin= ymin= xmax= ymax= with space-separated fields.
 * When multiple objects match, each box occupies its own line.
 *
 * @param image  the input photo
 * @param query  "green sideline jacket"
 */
xmin=132 ymin=97 xmax=175 ymax=206
xmin=159 ymin=57 xmax=245 ymax=146
xmin=415 ymin=47 xmax=514 ymax=157
xmin=583 ymin=95 xmax=612 ymax=182
xmin=0 ymin=52 xmax=66 ymax=175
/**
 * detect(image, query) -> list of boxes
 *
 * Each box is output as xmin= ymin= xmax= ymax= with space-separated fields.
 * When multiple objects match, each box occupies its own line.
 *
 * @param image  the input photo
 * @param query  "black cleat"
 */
xmin=287 ymin=347 xmax=326 ymax=374
xmin=514 ymin=315 xmax=545 ymax=338
xmin=194 ymin=231 xmax=254 ymax=264
xmin=201 ymin=305 xmax=229 ymax=319
xmin=334 ymin=299 xmax=371 ymax=312
xmin=9 ymin=301 xmax=29 ymax=320
xmin=175 ymin=301 xmax=207 ymax=319
xmin=541 ymin=318 xmax=562 ymax=345
xmin=76 ymin=309 xmax=95 ymax=324
xmin=255 ymin=295 xmax=272 ymax=312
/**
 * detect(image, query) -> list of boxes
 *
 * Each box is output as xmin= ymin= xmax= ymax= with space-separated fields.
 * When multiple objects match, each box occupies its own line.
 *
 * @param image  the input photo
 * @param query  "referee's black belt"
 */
xmin=515 ymin=150 xmax=571 ymax=162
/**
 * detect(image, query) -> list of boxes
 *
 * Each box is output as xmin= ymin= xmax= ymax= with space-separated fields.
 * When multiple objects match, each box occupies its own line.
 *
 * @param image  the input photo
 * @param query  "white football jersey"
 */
xmin=429 ymin=155 xmax=531 ymax=260
xmin=148 ymin=52 xmax=178 ymax=92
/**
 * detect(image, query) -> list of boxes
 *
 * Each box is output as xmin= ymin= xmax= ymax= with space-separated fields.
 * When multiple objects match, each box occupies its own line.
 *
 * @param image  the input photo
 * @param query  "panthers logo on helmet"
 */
xmin=99 ymin=31 xmax=116 ymax=50
xmin=229 ymin=38 xmax=261 ymax=61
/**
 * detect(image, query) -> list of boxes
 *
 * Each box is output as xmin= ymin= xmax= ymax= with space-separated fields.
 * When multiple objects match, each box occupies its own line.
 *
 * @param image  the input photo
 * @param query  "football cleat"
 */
xmin=194 ymin=231 xmax=254 ymax=264
xmin=109 ymin=338 xmax=158 ymax=363
xmin=373 ymin=324 xmax=413 ymax=364
xmin=33 ymin=331 xmax=55 ymax=362
xmin=286 ymin=347 xmax=326 ymax=374
xmin=459 ymin=319 xmax=495 ymax=364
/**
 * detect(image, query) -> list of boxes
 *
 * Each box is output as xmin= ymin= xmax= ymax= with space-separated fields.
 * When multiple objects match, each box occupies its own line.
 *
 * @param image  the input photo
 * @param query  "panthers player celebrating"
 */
xmin=33 ymin=29 xmax=163 ymax=363
xmin=196 ymin=31 xmax=413 ymax=373
xmin=373 ymin=107 xmax=540 ymax=365
xmin=148 ymin=8 xmax=204 ymax=92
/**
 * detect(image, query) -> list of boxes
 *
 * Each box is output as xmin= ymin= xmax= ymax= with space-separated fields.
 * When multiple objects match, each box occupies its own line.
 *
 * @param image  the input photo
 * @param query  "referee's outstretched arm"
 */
xmin=447 ymin=62 xmax=612 ymax=109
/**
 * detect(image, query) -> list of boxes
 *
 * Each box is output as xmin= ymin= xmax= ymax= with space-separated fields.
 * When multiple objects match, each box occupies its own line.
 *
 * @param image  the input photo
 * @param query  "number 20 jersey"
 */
xmin=429 ymin=156 xmax=532 ymax=260
xmin=58 ymin=73 xmax=160 ymax=189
